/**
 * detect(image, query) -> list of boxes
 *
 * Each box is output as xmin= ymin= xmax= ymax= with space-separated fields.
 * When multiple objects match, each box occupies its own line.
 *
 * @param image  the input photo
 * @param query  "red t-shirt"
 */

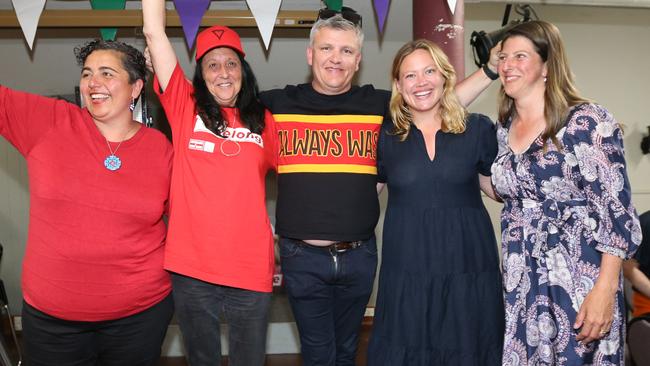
xmin=155 ymin=64 xmax=277 ymax=292
xmin=633 ymin=291 xmax=650 ymax=318
xmin=0 ymin=85 xmax=172 ymax=321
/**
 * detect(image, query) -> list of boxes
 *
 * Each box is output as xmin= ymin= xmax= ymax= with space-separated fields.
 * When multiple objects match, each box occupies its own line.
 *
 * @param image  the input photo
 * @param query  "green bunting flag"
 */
xmin=90 ymin=0 xmax=126 ymax=40
xmin=324 ymin=0 xmax=342 ymax=11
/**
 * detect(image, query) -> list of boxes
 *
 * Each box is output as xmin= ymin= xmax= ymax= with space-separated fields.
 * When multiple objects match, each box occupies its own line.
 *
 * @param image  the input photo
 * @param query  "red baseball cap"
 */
xmin=195 ymin=25 xmax=245 ymax=61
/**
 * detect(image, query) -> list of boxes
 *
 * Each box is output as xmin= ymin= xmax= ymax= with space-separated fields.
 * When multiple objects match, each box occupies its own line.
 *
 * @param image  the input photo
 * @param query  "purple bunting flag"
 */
xmin=373 ymin=0 xmax=390 ymax=34
xmin=173 ymin=0 xmax=211 ymax=48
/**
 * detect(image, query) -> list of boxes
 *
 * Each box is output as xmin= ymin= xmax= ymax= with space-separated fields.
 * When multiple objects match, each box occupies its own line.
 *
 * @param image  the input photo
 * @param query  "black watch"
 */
xmin=482 ymin=64 xmax=499 ymax=81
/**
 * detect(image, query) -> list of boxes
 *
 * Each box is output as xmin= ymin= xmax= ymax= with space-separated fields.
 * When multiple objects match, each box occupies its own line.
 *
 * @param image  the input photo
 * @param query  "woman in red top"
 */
xmin=1 ymin=40 xmax=173 ymax=365
xmin=143 ymin=0 xmax=278 ymax=365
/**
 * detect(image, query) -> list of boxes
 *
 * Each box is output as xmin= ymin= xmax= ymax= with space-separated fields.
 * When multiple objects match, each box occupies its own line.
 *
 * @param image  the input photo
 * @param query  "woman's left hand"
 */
xmin=574 ymin=282 xmax=615 ymax=343
xmin=574 ymin=254 xmax=621 ymax=344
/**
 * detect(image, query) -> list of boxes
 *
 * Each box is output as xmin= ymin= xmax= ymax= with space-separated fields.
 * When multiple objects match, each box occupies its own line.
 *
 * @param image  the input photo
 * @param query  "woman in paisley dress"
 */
xmin=491 ymin=20 xmax=642 ymax=365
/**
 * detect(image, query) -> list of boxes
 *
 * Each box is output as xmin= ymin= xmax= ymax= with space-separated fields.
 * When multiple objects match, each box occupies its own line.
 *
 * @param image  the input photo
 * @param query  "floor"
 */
xmin=156 ymin=322 xmax=371 ymax=366
xmin=6 ymin=321 xmax=637 ymax=366
xmin=1 ymin=307 xmax=369 ymax=366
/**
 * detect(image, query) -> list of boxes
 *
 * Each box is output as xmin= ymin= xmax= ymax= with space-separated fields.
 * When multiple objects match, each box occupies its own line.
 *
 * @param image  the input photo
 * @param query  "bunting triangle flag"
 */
xmin=373 ymin=0 xmax=390 ymax=34
xmin=447 ymin=0 xmax=458 ymax=15
xmin=246 ymin=0 xmax=282 ymax=50
xmin=11 ymin=0 xmax=46 ymax=49
xmin=90 ymin=0 xmax=126 ymax=40
xmin=173 ymin=0 xmax=211 ymax=48
xmin=324 ymin=0 xmax=342 ymax=11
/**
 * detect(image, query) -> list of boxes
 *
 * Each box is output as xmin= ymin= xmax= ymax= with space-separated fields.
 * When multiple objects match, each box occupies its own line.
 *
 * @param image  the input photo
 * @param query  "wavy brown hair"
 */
xmin=390 ymin=39 xmax=466 ymax=141
xmin=497 ymin=20 xmax=589 ymax=148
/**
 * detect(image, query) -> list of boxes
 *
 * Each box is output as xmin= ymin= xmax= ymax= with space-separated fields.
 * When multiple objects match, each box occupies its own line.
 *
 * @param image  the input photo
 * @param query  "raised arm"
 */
xmin=454 ymin=45 xmax=500 ymax=108
xmin=455 ymin=66 xmax=495 ymax=107
xmin=142 ymin=0 xmax=177 ymax=91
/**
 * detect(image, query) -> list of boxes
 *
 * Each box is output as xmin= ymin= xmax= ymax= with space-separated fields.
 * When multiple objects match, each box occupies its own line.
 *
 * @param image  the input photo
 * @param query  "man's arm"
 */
xmin=624 ymin=259 xmax=650 ymax=298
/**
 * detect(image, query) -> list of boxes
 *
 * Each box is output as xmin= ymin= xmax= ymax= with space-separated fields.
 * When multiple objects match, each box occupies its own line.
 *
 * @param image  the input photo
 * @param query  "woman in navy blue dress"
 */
xmin=367 ymin=39 xmax=505 ymax=365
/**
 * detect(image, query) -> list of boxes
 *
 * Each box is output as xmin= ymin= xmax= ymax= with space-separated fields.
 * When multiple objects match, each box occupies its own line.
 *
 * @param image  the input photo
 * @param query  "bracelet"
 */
xmin=482 ymin=64 xmax=499 ymax=81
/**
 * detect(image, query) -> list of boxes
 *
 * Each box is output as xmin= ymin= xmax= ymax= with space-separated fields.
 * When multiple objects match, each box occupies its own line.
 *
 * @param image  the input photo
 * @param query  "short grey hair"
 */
xmin=309 ymin=14 xmax=364 ymax=49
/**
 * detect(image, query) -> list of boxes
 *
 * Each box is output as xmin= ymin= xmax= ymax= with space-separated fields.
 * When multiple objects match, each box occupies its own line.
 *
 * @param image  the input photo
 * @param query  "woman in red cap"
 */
xmin=143 ymin=1 xmax=277 ymax=365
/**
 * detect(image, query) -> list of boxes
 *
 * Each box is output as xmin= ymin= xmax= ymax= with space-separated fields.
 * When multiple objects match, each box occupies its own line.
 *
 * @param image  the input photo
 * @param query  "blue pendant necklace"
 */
xmin=104 ymin=153 xmax=121 ymax=171
xmin=103 ymin=125 xmax=134 ymax=171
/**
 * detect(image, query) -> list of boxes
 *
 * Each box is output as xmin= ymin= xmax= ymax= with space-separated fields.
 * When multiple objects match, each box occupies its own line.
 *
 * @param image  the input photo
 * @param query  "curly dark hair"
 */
xmin=74 ymin=40 xmax=147 ymax=84
xmin=192 ymin=52 xmax=265 ymax=136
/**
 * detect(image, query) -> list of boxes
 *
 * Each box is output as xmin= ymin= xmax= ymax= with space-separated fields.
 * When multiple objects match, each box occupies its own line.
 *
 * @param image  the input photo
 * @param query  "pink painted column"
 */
xmin=413 ymin=0 xmax=465 ymax=80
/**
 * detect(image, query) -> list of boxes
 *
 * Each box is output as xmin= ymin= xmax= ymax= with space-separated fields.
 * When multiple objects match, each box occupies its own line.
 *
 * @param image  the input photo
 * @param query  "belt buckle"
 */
xmin=330 ymin=241 xmax=359 ymax=254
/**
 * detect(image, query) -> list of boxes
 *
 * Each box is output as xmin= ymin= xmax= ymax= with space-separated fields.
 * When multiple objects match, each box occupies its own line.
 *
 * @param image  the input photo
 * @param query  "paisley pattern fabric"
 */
xmin=491 ymin=103 xmax=642 ymax=365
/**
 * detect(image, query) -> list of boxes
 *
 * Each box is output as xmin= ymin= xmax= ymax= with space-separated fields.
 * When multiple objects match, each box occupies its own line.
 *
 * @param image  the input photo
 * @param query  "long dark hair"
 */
xmin=192 ymin=52 xmax=265 ymax=136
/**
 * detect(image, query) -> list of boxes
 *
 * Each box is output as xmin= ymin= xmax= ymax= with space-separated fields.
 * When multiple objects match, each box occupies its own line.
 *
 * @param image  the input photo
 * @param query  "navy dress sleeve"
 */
xmin=473 ymin=113 xmax=497 ymax=176
xmin=563 ymin=104 xmax=641 ymax=259
xmin=376 ymin=119 xmax=392 ymax=184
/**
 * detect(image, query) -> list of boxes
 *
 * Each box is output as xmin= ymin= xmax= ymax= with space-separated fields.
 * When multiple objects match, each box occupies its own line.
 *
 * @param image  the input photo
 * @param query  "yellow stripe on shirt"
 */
xmin=273 ymin=114 xmax=383 ymax=124
xmin=278 ymin=164 xmax=377 ymax=174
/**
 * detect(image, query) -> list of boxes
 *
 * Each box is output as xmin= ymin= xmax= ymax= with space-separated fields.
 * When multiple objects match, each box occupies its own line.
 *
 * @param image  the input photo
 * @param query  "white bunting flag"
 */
xmin=246 ymin=0 xmax=282 ymax=50
xmin=447 ymin=0 xmax=458 ymax=15
xmin=12 ymin=0 xmax=46 ymax=49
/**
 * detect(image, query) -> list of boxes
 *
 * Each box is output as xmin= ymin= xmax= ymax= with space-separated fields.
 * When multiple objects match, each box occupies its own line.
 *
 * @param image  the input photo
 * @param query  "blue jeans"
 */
xmin=279 ymin=237 xmax=378 ymax=366
xmin=171 ymin=273 xmax=271 ymax=366
xmin=22 ymin=294 xmax=173 ymax=366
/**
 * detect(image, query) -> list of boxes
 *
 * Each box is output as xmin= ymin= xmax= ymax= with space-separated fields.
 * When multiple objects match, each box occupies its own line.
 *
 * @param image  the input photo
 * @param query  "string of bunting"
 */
xmin=8 ymin=0 xmax=457 ymax=51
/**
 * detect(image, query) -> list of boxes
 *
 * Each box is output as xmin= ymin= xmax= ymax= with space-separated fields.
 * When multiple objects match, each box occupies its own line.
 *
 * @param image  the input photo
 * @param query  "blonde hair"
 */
xmin=497 ymin=20 xmax=589 ymax=148
xmin=389 ymin=39 xmax=466 ymax=141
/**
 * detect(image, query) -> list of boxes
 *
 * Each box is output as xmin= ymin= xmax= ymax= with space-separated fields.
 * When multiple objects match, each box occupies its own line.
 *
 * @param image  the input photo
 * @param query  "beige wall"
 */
xmin=1 ymin=2 xmax=649 ymax=311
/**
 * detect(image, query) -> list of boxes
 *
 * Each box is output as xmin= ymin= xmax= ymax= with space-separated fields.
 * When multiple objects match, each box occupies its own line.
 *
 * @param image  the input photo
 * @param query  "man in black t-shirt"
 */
xmin=260 ymin=15 xmax=382 ymax=365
